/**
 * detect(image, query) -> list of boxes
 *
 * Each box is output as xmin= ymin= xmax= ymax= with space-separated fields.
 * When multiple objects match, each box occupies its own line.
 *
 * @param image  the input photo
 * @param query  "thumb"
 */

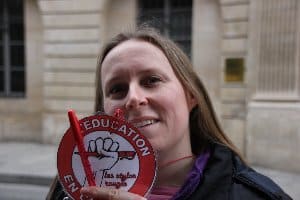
xmin=80 ymin=187 xmax=147 ymax=200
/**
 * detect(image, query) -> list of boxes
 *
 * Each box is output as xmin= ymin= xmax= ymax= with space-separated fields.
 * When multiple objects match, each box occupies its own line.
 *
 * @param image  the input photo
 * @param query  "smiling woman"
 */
xmin=47 ymin=27 xmax=292 ymax=200
xmin=101 ymin=39 xmax=195 ymax=156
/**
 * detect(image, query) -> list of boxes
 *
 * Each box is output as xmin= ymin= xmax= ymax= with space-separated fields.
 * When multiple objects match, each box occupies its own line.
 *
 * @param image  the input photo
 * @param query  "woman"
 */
xmin=48 ymin=27 xmax=291 ymax=200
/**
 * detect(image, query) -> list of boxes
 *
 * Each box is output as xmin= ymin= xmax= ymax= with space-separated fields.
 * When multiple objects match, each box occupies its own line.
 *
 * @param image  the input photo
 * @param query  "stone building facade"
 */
xmin=0 ymin=0 xmax=299 ymax=173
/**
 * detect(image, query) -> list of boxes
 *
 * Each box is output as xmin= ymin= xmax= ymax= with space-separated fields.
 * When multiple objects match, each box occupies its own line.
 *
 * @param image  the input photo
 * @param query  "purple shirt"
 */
xmin=147 ymin=150 xmax=210 ymax=200
xmin=172 ymin=150 xmax=210 ymax=200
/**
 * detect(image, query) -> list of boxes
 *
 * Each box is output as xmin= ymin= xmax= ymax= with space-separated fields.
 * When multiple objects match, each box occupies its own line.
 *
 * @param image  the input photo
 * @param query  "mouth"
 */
xmin=131 ymin=119 xmax=159 ymax=128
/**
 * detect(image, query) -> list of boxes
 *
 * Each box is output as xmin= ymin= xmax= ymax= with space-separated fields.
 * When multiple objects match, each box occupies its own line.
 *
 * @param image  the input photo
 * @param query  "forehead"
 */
xmin=101 ymin=39 xmax=171 ymax=75
xmin=104 ymin=39 xmax=165 ymax=61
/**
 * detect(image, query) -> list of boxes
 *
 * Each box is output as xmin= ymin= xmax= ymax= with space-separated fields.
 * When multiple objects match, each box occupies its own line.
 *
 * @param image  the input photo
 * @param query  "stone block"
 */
xmin=223 ymin=21 xmax=248 ymax=37
xmin=221 ymin=87 xmax=246 ymax=101
xmin=42 ymin=113 xmax=69 ymax=144
xmin=42 ymin=111 xmax=93 ymax=144
xmin=43 ymin=14 xmax=101 ymax=28
xmin=1 ymin=114 xmax=42 ymax=142
xmin=45 ymin=43 xmax=100 ymax=57
xmin=44 ymin=85 xmax=94 ymax=99
xmin=246 ymin=102 xmax=300 ymax=173
xmin=44 ymin=72 xmax=95 ymax=84
xmin=38 ymin=0 xmax=108 ymax=13
xmin=221 ymin=102 xmax=246 ymax=118
xmin=45 ymin=29 xmax=100 ymax=42
xmin=0 ymin=98 xmax=43 ymax=113
xmin=222 ymin=38 xmax=247 ymax=53
xmin=220 ymin=0 xmax=249 ymax=5
xmin=105 ymin=0 xmax=136 ymax=39
xmin=222 ymin=118 xmax=245 ymax=153
xmin=222 ymin=4 xmax=249 ymax=21
xmin=44 ymin=99 xmax=94 ymax=113
xmin=45 ymin=57 xmax=97 ymax=71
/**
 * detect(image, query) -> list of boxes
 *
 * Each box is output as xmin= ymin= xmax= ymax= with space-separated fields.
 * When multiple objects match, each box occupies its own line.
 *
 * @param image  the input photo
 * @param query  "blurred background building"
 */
xmin=0 ymin=0 xmax=299 ymax=173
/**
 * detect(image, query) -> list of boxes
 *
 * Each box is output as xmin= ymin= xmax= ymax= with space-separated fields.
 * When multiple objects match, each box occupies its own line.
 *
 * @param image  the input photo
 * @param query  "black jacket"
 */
xmin=47 ymin=143 xmax=292 ymax=200
xmin=187 ymin=143 xmax=292 ymax=200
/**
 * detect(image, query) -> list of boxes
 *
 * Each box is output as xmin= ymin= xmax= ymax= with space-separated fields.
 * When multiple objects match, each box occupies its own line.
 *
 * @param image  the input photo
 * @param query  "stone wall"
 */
xmin=246 ymin=0 xmax=300 ymax=172
xmin=0 ymin=0 xmax=43 ymax=142
xmin=220 ymin=0 xmax=249 ymax=153
xmin=247 ymin=102 xmax=300 ymax=172
xmin=192 ymin=0 xmax=249 ymax=154
xmin=192 ymin=0 xmax=222 ymax=120
xmin=37 ymin=0 xmax=136 ymax=144
xmin=38 ymin=0 xmax=108 ymax=143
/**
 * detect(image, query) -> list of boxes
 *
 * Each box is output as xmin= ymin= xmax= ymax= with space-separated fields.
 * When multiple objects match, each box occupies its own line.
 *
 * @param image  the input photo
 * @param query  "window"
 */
xmin=225 ymin=58 xmax=244 ymax=83
xmin=0 ymin=0 xmax=25 ymax=97
xmin=138 ymin=0 xmax=192 ymax=57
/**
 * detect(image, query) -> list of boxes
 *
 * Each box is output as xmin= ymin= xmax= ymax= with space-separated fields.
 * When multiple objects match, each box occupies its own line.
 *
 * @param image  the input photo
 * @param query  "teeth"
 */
xmin=133 ymin=120 xmax=157 ymax=128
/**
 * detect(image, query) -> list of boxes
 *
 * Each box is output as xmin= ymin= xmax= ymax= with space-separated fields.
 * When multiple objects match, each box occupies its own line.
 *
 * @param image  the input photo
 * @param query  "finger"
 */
xmin=110 ymin=141 xmax=119 ymax=151
xmin=80 ymin=187 xmax=147 ymax=200
xmin=103 ymin=138 xmax=113 ymax=151
xmin=95 ymin=137 xmax=104 ymax=154
xmin=88 ymin=139 xmax=96 ymax=152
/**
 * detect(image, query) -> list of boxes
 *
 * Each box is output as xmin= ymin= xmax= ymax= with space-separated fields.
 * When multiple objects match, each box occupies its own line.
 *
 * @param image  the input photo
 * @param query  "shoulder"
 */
xmin=232 ymin=154 xmax=292 ymax=200
xmin=213 ymin=143 xmax=292 ymax=200
xmin=188 ymin=143 xmax=292 ymax=200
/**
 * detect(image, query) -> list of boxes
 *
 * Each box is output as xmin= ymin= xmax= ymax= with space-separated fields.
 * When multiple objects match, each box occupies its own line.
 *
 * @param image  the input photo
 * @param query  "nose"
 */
xmin=125 ymin=84 xmax=148 ymax=109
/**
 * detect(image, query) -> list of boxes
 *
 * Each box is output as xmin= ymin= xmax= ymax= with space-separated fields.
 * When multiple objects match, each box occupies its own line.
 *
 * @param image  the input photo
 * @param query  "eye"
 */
xmin=107 ymin=83 xmax=128 ymax=99
xmin=141 ymin=75 xmax=162 ymax=88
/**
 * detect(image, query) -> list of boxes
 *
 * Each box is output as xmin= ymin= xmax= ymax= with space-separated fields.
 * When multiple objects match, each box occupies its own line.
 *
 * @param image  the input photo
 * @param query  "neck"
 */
xmin=155 ymin=133 xmax=194 ymax=187
xmin=155 ymin=153 xmax=195 ymax=187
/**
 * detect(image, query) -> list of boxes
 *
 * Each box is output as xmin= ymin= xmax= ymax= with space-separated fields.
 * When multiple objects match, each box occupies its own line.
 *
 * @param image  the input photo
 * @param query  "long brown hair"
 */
xmin=95 ymin=27 xmax=244 ymax=160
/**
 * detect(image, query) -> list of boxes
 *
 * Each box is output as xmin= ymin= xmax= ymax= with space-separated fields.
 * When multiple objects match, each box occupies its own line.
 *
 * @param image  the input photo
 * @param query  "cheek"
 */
xmin=103 ymin=100 xmax=114 ymax=115
xmin=161 ymin=88 xmax=187 ymax=109
xmin=153 ymin=94 xmax=179 ymax=120
xmin=103 ymin=100 xmax=123 ymax=116
xmin=167 ymin=91 xmax=190 ymax=120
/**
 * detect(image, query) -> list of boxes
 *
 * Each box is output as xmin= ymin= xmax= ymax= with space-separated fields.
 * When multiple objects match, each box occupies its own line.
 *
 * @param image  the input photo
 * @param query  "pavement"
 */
xmin=0 ymin=142 xmax=299 ymax=199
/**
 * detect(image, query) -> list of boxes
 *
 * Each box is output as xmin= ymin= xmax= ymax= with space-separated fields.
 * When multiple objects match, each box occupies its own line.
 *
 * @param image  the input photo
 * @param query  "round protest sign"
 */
xmin=57 ymin=114 xmax=156 ymax=200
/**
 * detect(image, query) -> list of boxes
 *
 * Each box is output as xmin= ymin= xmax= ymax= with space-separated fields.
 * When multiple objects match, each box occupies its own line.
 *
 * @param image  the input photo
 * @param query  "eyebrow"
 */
xmin=103 ymin=69 xmax=127 ymax=84
xmin=139 ymin=67 xmax=169 ymax=76
xmin=103 ymin=67 xmax=168 ymax=89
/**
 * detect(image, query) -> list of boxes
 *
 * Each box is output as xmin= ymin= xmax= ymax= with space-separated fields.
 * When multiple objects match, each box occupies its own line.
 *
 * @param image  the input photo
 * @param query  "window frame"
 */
xmin=0 ymin=0 xmax=25 ymax=98
xmin=138 ymin=0 xmax=192 ymax=57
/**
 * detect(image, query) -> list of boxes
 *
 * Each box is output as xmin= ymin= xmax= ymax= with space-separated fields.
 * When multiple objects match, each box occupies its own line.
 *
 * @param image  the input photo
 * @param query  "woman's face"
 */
xmin=101 ymin=39 xmax=195 ymax=156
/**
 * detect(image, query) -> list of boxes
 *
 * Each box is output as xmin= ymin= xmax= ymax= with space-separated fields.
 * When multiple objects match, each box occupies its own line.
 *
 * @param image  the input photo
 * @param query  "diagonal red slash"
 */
xmin=68 ymin=110 xmax=96 ymax=186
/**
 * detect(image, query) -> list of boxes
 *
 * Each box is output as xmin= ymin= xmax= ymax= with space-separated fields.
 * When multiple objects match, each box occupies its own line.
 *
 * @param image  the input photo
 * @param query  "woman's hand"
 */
xmin=80 ymin=186 xmax=147 ymax=200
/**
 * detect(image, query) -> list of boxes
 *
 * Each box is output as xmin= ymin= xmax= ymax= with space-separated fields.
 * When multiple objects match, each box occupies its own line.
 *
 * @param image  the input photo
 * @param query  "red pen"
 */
xmin=68 ymin=110 xmax=96 ymax=186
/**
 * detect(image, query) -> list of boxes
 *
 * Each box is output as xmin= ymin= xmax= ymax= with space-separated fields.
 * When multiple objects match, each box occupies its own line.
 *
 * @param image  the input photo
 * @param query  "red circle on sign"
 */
xmin=57 ymin=114 xmax=156 ymax=200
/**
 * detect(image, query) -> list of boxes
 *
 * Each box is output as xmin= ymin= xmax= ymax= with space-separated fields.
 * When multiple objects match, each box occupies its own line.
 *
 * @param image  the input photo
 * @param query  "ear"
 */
xmin=186 ymin=91 xmax=197 ymax=112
